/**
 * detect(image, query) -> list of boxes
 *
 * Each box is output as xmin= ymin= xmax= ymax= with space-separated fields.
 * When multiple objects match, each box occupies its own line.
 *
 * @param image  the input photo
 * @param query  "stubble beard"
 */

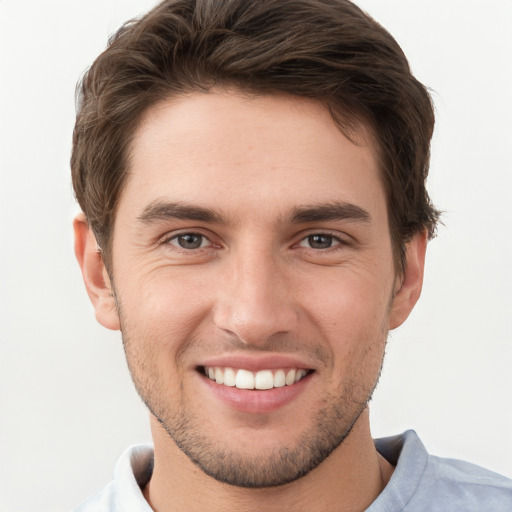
xmin=155 ymin=380 xmax=379 ymax=488
xmin=121 ymin=332 xmax=386 ymax=489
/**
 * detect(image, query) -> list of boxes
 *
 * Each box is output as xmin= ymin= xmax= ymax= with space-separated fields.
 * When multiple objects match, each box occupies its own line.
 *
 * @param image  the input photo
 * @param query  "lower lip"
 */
xmin=199 ymin=372 xmax=313 ymax=414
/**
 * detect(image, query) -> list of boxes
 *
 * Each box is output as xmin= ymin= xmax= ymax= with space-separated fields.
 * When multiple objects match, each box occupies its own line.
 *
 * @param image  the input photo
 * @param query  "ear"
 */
xmin=73 ymin=213 xmax=120 ymax=330
xmin=389 ymin=231 xmax=427 ymax=330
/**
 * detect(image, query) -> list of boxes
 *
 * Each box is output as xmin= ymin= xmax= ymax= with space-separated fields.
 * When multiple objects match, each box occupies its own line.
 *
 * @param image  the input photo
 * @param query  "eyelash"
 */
xmin=160 ymin=231 xmax=349 ymax=252
xmin=161 ymin=232 xmax=215 ymax=251
xmin=297 ymin=233 xmax=346 ymax=250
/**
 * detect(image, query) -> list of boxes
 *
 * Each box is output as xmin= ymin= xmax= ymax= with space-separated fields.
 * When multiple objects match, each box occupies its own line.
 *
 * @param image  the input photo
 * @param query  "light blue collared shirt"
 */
xmin=74 ymin=430 xmax=512 ymax=511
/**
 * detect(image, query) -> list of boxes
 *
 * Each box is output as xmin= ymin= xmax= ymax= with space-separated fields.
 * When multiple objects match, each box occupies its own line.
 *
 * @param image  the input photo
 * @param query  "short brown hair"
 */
xmin=71 ymin=0 xmax=440 ymax=273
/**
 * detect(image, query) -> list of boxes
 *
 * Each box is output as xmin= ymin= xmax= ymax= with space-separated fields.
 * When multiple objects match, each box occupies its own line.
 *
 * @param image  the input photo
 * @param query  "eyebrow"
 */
xmin=289 ymin=202 xmax=371 ymax=224
xmin=137 ymin=199 xmax=371 ymax=226
xmin=137 ymin=201 xmax=227 ymax=224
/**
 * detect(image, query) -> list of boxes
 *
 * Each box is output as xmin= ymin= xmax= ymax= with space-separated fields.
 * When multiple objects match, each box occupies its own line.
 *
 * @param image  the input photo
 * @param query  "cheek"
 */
xmin=303 ymin=265 xmax=393 ymax=328
xmin=121 ymin=262 xmax=212 ymax=316
xmin=117 ymin=276 xmax=206 ymax=403
xmin=300 ymin=268 xmax=392 ymax=362
xmin=118 ymin=269 xmax=214 ymax=358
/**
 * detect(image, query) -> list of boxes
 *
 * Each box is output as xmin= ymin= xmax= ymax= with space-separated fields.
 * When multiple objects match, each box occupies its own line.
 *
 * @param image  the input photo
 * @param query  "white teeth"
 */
xmin=285 ymin=369 xmax=296 ymax=385
xmin=204 ymin=366 xmax=309 ymax=389
xmin=255 ymin=370 xmax=274 ymax=390
xmin=295 ymin=369 xmax=306 ymax=382
xmin=214 ymin=367 xmax=224 ymax=385
xmin=274 ymin=369 xmax=286 ymax=388
xmin=224 ymin=367 xmax=236 ymax=387
xmin=236 ymin=369 xmax=255 ymax=389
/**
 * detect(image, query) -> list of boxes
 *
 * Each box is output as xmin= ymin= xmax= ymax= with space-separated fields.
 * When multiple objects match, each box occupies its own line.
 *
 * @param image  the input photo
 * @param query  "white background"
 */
xmin=0 ymin=1 xmax=511 ymax=510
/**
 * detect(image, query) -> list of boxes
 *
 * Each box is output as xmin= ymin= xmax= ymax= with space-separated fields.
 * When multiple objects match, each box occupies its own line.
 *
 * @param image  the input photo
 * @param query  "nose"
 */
xmin=213 ymin=248 xmax=299 ymax=346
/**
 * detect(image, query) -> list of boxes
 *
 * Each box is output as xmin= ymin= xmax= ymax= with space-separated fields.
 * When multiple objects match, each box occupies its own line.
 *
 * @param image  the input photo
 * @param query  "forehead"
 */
xmin=120 ymin=90 xmax=386 ymax=225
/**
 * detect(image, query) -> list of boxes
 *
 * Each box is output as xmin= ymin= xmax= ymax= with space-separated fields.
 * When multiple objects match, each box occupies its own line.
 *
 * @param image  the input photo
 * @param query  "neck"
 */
xmin=143 ymin=409 xmax=394 ymax=512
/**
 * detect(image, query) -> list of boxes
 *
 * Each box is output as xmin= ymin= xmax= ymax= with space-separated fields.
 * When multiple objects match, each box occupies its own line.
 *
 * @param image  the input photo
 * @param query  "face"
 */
xmin=87 ymin=90 xmax=421 ymax=487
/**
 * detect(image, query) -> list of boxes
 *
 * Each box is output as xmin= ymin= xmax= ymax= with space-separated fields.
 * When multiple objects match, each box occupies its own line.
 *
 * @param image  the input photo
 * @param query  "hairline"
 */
xmin=95 ymin=86 xmax=407 ymax=278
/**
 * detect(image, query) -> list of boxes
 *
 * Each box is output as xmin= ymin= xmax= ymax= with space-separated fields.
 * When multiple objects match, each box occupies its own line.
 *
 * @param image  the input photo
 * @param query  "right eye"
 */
xmin=167 ymin=233 xmax=211 ymax=250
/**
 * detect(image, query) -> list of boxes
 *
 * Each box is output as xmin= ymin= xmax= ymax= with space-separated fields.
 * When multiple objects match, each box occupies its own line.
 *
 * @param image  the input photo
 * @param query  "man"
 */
xmin=71 ymin=0 xmax=512 ymax=510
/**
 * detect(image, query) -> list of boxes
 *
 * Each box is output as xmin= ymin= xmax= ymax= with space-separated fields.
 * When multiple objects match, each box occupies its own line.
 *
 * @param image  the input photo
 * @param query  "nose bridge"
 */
xmin=214 ymin=243 xmax=297 ymax=345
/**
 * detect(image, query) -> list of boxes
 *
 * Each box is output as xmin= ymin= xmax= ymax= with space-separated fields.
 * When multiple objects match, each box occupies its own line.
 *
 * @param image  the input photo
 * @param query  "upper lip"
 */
xmin=198 ymin=354 xmax=315 ymax=372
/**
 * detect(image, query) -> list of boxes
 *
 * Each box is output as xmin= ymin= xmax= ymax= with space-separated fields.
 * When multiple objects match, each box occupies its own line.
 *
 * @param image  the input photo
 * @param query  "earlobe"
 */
xmin=389 ymin=231 xmax=427 ymax=330
xmin=73 ymin=213 xmax=120 ymax=331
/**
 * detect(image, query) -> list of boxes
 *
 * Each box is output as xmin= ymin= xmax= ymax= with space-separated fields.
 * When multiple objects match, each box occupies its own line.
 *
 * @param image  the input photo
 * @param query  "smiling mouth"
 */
xmin=201 ymin=366 xmax=313 ymax=390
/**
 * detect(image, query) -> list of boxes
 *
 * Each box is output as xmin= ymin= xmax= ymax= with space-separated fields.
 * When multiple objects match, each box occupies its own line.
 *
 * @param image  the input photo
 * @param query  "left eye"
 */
xmin=299 ymin=234 xmax=340 ymax=249
xmin=169 ymin=233 xmax=209 ymax=250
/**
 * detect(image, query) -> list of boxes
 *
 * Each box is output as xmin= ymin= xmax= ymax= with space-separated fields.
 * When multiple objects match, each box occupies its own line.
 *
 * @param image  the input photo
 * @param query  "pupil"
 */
xmin=309 ymin=234 xmax=332 ymax=249
xmin=178 ymin=234 xmax=202 ymax=249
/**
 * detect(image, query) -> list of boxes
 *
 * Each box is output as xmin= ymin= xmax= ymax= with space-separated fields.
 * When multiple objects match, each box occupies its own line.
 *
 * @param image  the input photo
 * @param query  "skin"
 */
xmin=75 ymin=89 xmax=426 ymax=512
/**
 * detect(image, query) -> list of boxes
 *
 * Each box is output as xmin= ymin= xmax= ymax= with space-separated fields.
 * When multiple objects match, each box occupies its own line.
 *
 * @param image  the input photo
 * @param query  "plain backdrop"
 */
xmin=0 ymin=1 xmax=511 ymax=510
